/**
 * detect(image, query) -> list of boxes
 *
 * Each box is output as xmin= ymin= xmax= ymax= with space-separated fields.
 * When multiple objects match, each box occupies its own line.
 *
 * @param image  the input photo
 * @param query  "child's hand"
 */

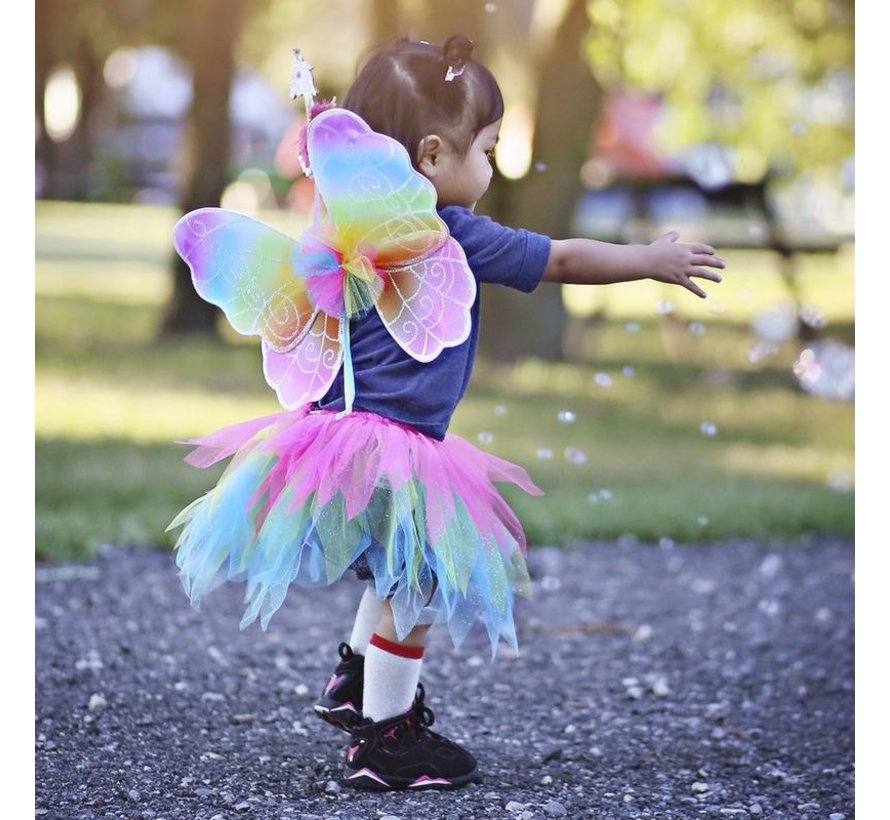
xmin=645 ymin=231 xmax=726 ymax=298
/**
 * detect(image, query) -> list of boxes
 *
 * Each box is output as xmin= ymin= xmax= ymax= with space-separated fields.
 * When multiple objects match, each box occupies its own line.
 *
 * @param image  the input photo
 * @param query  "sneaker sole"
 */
xmin=344 ymin=766 xmax=480 ymax=791
xmin=313 ymin=702 xmax=362 ymax=732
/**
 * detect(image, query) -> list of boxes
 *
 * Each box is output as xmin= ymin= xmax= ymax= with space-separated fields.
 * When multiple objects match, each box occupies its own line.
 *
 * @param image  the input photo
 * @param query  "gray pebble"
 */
xmin=324 ymin=780 xmax=341 ymax=795
xmin=829 ymin=814 xmax=846 ymax=820
xmin=543 ymin=800 xmax=568 ymax=816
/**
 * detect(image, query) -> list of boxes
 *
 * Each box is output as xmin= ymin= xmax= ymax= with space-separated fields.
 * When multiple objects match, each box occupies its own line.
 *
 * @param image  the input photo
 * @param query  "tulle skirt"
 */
xmin=168 ymin=406 xmax=542 ymax=655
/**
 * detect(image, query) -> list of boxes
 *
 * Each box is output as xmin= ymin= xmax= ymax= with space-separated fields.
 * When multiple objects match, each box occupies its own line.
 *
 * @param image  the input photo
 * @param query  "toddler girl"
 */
xmin=170 ymin=34 xmax=724 ymax=792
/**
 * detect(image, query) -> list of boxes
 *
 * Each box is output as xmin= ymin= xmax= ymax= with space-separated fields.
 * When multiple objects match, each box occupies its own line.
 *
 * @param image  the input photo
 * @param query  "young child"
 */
xmin=170 ymin=34 xmax=724 ymax=792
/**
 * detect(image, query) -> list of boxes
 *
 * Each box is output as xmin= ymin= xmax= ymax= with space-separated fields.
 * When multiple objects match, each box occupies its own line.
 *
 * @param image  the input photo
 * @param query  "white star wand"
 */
xmin=290 ymin=48 xmax=318 ymax=177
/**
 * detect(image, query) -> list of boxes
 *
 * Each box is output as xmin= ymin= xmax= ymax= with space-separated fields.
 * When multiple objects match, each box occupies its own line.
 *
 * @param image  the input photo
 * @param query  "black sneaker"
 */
xmin=314 ymin=642 xmax=364 ymax=732
xmin=343 ymin=683 xmax=479 ymax=791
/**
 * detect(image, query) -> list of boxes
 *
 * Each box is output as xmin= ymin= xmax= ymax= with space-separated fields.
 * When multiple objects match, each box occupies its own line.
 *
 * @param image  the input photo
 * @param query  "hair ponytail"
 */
xmin=343 ymin=34 xmax=504 ymax=168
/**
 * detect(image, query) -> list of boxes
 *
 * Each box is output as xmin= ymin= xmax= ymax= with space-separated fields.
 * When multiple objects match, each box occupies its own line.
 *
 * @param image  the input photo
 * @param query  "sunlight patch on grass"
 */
xmin=36 ymin=374 xmax=280 ymax=442
xmin=720 ymin=443 xmax=854 ymax=483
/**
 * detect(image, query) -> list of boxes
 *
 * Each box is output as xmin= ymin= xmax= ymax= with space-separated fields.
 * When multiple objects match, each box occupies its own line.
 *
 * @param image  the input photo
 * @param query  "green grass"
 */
xmin=35 ymin=201 xmax=854 ymax=560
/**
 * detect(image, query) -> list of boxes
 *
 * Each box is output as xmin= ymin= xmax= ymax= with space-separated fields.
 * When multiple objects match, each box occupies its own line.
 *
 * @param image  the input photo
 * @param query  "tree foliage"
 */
xmin=585 ymin=0 xmax=854 ymax=178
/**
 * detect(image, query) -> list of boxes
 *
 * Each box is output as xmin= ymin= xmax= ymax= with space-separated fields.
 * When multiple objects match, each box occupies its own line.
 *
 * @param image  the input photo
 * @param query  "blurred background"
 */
xmin=35 ymin=0 xmax=855 ymax=560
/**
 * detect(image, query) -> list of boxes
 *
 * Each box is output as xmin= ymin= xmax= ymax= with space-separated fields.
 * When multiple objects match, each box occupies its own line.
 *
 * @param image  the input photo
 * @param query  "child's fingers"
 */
xmin=691 ymin=253 xmax=726 ymax=269
xmin=688 ymin=242 xmax=717 ymax=255
xmin=691 ymin=268 xmax=723 ymax=283
xmin=682 ymin=278 xmax=708 ymax=298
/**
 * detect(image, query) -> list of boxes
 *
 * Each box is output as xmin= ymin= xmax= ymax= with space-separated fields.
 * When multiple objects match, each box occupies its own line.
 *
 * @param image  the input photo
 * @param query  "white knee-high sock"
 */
xmin=362 ymin=633 xmax=424 ymax=723
xmin=348 ymin=585 xmax=383 ymax=654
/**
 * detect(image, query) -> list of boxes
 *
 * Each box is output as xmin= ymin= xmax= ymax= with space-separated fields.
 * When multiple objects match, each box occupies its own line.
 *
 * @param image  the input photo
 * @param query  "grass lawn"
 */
xmin=35 ymin=201 xmax=854 ymax=561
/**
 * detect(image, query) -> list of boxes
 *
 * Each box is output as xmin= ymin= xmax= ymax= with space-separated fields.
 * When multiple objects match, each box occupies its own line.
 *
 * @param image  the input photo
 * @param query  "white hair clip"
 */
xmin=444 ymin=63 xmax=466 ymax=82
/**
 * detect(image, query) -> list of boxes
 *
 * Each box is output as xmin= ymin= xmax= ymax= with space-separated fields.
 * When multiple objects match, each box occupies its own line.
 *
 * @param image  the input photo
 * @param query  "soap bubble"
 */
xmin=799 ymin=304 xmax=827 ymax=329
xmin=792 ymin=340 xmax=854 ymax=401
xmin=484 ymin=2 xmax=498 ymax=11
xmin=598 ymin=488 xmax=613 ymax=501
xmin=827 ymin=470 xmax=854 ymax=493
xmin=534 ymin=162 xmax=548 ymax=173
xmin=748 ymin=342 xmax=779 ymax=364
xmin=586 ymin=493 xmax=600 ymax=504
xmin=658 ymin=537 xmax=676 ymax=550
xmin=656 ymin=300 xmax=675 ymax=315
xmin=622 ymin=366 xmax=636 ymax=378
xmin=494 ymin=404 xmax=508 ymax=416
xmin=594 ymin=372 xmax=614 ymax=388
xmin=699 ymin=421 xmax=718 ymax=437
xmin=696 ymin=515 xmax=710 ymax=527
xmin=564 ymin=447 xmax=587 ymax=465
xmin=477 ymin=431 xmax=494 ymax=445
xmin=751 ymin=306 xmax=797 ymax=345
xmin=688 ymin=322 xmax=707 ymax=337
xmin=625 ymin=321 xmax=640 ymax=334
xmin=536 ymin=447 xmax=554 ymax=460
xmin=557 ymin=410 xmax=576 ymax=424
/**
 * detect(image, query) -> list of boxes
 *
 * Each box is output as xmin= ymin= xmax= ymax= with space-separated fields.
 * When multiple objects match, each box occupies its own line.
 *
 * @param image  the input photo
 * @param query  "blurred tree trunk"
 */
xmin=482 ymin=0 xmax=601 ymax=361
xmin=160 ymin=0 xmax=242 ymax=336
xmin=35 ymin=0 xmax=56 ymax=198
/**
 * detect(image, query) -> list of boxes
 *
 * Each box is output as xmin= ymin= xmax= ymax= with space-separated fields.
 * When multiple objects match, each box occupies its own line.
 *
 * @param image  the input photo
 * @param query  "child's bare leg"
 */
xmin=362 ymin=598 xmax=430 ymax=721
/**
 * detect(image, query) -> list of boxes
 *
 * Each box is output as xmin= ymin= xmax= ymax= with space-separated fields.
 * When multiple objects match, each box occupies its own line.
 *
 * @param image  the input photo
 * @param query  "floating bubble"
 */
xmin=594 ymin=372 xmax=614 ymax=388
xmin=688 ymin=322 xmax=707 ymax=337
xmin=625 ymin=321 xmax=640 ymax=334
xmin=658 ymin=537 xmax=676 ymax=550
xmin=799 ymin=304 xmax=827 ymax=329
xmin=790 ymin=121 xmax=808 ymax=136
xmin=827 ymin=470 xmax=854 ymax=493
xmin=477 ymin=431 xmax=494 ymax=445
xmin=747 ymin=223 xmax=767 ymax=239
xmin=656 ymin=300 xmax=675 ymax=315
xmin=484 ymin=1 xmax=498 ymax=11
xmin=699 ymin=421 xmax=718 ymax=437
xmin=751 ymin=306 xmax=797 ymax=345
xmin=622 ymin=366 xmax=636 ymax=378
xmin=536 ymin=447 xmax=554 ymax=460
xmin=739 ymin=288 xmax=753 ymax=303
xmin=708 ymin=301 xmax=727 ymax=315
xmin=696 ymin=516 xmax=710 ymax=527
xmin=747 ymin=341 xmax=779 ymax=364
xmin=494 ymin=404 xmax=508 ymax=416
xmin=557 ymin=410 xmax=576 ymax=424
xmin=792 ymin=340 xmax=854 ymax=401
xmin=598 ymin=488 xmax=613 ymax=501
xmin=564 ymin=447 xmax=587 ymax=465
xmin=586 ymin=493 xmax=600 ymax=504
xmin=534 ymin=162 xmax=548 ymax=173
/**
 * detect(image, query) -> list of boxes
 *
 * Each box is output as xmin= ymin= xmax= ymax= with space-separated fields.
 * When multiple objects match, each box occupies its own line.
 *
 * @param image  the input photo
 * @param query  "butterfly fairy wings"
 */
xmin=173 ymin=106 xmax=476 ymax=412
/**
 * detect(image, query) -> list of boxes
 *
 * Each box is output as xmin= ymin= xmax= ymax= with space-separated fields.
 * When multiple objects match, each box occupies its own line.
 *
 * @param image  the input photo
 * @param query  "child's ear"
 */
xmin=416 ymin=135 xmax=444 ymax=176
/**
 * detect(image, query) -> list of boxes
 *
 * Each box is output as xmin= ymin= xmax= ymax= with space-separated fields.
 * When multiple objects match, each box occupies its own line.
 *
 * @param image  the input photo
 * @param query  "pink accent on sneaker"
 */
xmin=346 ymin=767 xmax=389 ymax=786
xmin=409 ymin=775 xmax=453 ymax=788
xmin=324 ymin=673 xmax=347 ymax=695
xmin=382 ymin=725 xmax=400 ymax=741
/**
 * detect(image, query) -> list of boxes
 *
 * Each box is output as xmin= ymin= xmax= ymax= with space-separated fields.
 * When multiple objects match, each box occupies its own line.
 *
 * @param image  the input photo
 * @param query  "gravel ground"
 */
xmin=36 ymin=536 xmax=854 ymax=820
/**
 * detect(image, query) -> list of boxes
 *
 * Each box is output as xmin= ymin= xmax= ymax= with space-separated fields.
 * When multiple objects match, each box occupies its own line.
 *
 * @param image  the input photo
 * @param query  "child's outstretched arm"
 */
xmin=543 ymin=230 xmax=726 ymax=298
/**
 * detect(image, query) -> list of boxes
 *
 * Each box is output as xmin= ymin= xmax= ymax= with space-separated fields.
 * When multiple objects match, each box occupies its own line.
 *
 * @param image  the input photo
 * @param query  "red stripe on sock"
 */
xmin=369 ymin=633 xmax=425 ymax=660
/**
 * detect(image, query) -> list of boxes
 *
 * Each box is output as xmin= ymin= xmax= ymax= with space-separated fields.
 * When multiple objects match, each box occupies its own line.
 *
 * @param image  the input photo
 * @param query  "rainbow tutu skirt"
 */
xmin=169 ymin=407 xmax=542 ymax=655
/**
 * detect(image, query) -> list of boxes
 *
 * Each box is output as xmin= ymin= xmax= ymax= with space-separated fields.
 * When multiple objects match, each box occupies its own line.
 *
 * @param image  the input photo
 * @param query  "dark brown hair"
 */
xmin=342 ymin=35 xmax=504 ymax=168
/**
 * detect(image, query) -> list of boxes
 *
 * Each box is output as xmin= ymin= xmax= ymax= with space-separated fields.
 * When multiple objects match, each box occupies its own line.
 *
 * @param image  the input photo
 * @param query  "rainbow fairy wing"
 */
xmin=375 ymin=236 xmax=476 ymax=361
xmin=173 ymin=208 xmax=341 ymax=408
xmin=306 ymin=109 xmax=477 ymax=360
xmin=262 ymin=312 xmax=342 ymax=408
xmin=307 ymin=108 xmax=447 ymax=265
xmin=173 ymin=208 xmax=315 ymax=353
